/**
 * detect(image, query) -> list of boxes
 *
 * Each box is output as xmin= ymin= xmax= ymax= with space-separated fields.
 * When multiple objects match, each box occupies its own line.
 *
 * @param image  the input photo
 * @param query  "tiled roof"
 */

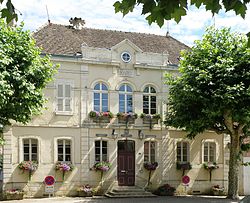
xmin=34 ymin=23 xmax=189 ymax=65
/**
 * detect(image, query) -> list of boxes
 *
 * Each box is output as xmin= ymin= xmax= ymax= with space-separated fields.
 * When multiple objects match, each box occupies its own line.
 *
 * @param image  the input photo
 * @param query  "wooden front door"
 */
xmin=117 ymin=140 xmax=135 ymax=186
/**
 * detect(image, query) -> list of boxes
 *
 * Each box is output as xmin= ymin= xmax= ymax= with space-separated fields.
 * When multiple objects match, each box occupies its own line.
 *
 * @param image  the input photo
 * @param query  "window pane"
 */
xmin=150 ymin=87 xmax=156 ymax=93
xmin=65 ymin=155 xmax=71 ymax=161
xmin=95 ymin=141 xmax=100 ymax=147
xmin=143 ymin=86 xmax=149 ymax=93
xmin=102 ymin=141 xmax=107 ymax=147
xmin=102 ymin=84 xmax=108 ymax=91
xmin=65 ymin=99 xmax=71 ymax=111
xmin=144 ymin=141 xmax=149 ymax=162
xmin=94 ymin=83 xmax=100 ymax=90
xmin=58 ymin=84 xmax=63 ymax=97
xmin=126 ymin=85 xmax=132 ymax=92
xmin=32 ymin=154 xmax=37 ymax=161
xmin=94 ymin=93 xmax=100 ymax=100
xmin=118 ymin=141 xmax=125 ymax=151
xmin=24 ymin=155 xmax=29 ymax=161
xmin=119 ymin=85 xmax=125 ymax=92
xmin=102 ymin=93 xmax=108 ymax=100
xmin=127 ymin=95 xmax=133 ymax=112
xmin=57 ymin=99 xmax=63 ymax=111
xmin=65 ymin=84 xmax=71 ymax=97
xmin=119 ymin=95 xmax=125 ymax=112
xmin=95 ymin=155 xmax=100 ymax=162
xmin=102 ymin=148 xmax=107 ymax=155
xmin=58 ymin=155 xmax=63 ymax=161
xmin=102 ymin=154 xmax=108 ymax=162
xmin=143 ymin=95 xmax=149 ymax=102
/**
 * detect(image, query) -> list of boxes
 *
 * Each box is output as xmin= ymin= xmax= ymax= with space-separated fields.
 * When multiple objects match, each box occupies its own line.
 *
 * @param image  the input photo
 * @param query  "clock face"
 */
xmin=121 ymin=52 xmax=131 ymax=63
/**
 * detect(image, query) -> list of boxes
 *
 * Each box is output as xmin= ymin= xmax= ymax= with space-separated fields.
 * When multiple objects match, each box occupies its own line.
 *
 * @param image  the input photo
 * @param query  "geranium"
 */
xmin=176 ymin=162 xmax=192 ymax=176
xmin=116 ymin=112 xmax=138 ymax=119
xmin=89 ymin=111 xmax=113 ymax=119
xmin=18 ymin=161 xmax=38 ymax=181
xmin=18 ymin=161 xmax=38 ymax=172
xmin=55 ymin=161 xmax=74 ymax=181
xmin=93 ymin=161 xmax=111 ymax=172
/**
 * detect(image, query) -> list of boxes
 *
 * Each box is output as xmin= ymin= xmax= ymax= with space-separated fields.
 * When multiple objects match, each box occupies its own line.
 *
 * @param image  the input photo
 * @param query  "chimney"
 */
xmin=69 ymin=17 xmax=85 ymax=30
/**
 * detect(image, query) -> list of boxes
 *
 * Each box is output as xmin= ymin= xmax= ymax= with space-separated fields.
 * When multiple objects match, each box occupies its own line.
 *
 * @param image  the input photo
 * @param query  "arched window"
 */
xmin=94 ymin=82 xmax=108 ymax=112
xmin=143 ymin=85 xmax=156 ymax=114
xmin=119 ymin=84 xmax=133 ymax=113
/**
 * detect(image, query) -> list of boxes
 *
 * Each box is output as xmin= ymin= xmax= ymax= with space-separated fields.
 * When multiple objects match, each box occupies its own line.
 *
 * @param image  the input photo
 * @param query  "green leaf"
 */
xmin=247 ymin=32 xmax=250 ymax=47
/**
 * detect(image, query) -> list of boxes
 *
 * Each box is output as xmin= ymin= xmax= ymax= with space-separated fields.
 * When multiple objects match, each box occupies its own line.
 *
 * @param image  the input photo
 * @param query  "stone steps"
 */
xmin=105 ymin=185 xmax=156 ymax=198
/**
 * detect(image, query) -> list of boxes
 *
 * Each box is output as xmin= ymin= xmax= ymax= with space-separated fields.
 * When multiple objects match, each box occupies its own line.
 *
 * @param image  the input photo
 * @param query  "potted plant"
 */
xmin=117 ymin=112 xmax=138 ymax=126
xmin=176 ymin=162 xmax=192 ymax=176
xmin=144 ymin=162 xmax=158 ymax=186
xmin=18 ymin=161 xmax=38 ymax=181
xmin=153 ymin=184 xmax=176 ymax=196
xmin=203 ymin=162 xmax=219 ymax=181
xmin=140 ymin=113 xmax=161 ymax=128
xmin=93 ymin=161 xmax=111 ymax=182
xmin=55 ymin=161 xmax=74 ymax=181
xmin=4 ymin=189 xmax=24 ymax=200
xmin=89 ymin=111 xmax=113 ymax=123
xmin=211 ymin=185 xmax=224 ymax=195
xmin=77 ymin=184 xmax=96 ymax=197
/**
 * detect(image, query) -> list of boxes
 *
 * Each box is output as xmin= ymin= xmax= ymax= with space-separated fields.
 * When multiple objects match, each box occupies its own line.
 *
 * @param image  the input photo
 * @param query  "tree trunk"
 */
xmin=227 ymin=131 xmax=240 ymax=199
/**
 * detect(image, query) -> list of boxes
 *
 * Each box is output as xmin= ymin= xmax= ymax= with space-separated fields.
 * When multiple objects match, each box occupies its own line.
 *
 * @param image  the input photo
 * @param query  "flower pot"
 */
xmin=78 ymin=191 xmax=93 ymax=197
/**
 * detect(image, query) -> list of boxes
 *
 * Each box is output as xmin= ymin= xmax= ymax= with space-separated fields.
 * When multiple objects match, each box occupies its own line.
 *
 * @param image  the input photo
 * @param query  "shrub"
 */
xmin=153 ymin=184 xmax=176 ymax=196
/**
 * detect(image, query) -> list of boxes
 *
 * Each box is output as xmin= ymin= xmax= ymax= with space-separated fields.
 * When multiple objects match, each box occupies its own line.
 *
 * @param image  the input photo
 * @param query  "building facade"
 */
xmin=2 ymin=22 xmax=248 ymax=197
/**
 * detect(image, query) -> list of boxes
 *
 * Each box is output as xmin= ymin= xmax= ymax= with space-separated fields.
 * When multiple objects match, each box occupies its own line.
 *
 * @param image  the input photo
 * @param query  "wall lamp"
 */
xmin=138 ymin=130 xmax=144 ymax=140
xmin=111 ymin=129 xmax=118 ymax=139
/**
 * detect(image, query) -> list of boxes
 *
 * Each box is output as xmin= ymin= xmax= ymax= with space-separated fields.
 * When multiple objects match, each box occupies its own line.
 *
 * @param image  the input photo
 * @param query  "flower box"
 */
xmin=89 ymin=111 xmax=113 ymax=123
xmin=140 ymin=113 xmax=161 ymax=124
xmin=117 ymin=112 xmax=137 ymax=125
xmin=4 ymin=190 xmax=24 ymax=200
xmin=77 ymin=184 xmax=95 ymax=197
xmin=18 ymin=161 xmax=38 ymax=180
xmin=212 ymin=185 xmax=224 ymax=196
xmin=55 ymin=161 xmax=74 ymax=181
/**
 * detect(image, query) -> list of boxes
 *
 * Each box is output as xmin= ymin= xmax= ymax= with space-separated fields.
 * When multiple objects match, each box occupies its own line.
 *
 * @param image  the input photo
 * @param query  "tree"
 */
xmin=165 ymin=27 xmax=250 ymax=199
xmin=0 ymin=20 xmax=57 ymax=144
xmin=114 ymin=0 xmax=250 ymax=46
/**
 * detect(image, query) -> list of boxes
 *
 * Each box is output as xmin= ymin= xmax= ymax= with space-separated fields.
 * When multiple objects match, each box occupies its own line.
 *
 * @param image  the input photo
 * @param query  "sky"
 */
xmin=11 ymin=0 xmax=250 ymax=47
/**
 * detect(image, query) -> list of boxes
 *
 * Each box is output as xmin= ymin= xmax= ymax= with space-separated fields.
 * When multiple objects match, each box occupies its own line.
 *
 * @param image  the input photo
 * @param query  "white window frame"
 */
xmin=119 ymin=84 xmax=133 ymax=113
xmin=202 ymin=139 xmax=218 ymax=163
xmin=56 ymin=80 xmax=74 ymax=115
xmin=143 ymin=85 xmax=157 ymax=115
xmin=19 ymin=136 xmax=41 ymax=163
xmin=93 ymin=82 xmax=109 ymax=112
xmin=95 ymin=139 xmax=108 ymax=162
xmin=121 ymin=51 xmax=131 ymax=63
xmin=57 ymin=139 xmax=72 ymax=162
xmin=176 ymin=141 xmax=190 ymax=163
xmin=144 ymin=140 xmax=157 ymax=163
xmin=54 ymin=137 xmax=74 ymax=163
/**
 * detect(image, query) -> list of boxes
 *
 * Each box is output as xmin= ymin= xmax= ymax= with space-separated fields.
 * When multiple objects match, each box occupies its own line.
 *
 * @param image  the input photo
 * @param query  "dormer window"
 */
xmin=121 ymin=52 xmax=131 ymax=63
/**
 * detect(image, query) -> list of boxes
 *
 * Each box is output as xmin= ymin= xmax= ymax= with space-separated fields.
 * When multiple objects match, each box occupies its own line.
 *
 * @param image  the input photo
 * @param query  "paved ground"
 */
xmin=2 ymin=196 xmax=246 ymax=203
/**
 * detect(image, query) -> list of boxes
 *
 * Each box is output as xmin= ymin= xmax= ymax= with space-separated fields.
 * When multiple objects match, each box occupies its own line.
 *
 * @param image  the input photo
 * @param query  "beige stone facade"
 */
xmin=3 ymin=24 xmax=246 ymax=197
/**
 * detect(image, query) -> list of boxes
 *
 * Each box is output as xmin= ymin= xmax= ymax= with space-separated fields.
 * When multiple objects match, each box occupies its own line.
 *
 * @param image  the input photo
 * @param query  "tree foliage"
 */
xmin=0 ymin=20 xmax=57 ymax=139
xmin=0 ymin=0 xmax=17 ymax=23
xmin=165 ymin=27 xmax=250 ymax=199
xmin=114 ymin=0 xmax=250 ymax=46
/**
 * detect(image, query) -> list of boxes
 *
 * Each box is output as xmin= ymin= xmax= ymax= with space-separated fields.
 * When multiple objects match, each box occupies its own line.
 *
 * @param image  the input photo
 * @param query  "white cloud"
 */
xmin=12 ymin=0 xmax=250 ymax=46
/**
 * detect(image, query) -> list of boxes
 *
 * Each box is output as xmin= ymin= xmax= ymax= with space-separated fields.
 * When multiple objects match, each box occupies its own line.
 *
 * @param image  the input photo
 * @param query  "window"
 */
xmin=177 ymin=141 xmax=189 ymax=162
xmin=57 ymin=82 xmax=72 ymax=112
xmin=94 ymin=82 xmax=108 ymax=112
xmin=204 ymin=142 xmax=216 ymax=163
xmin=57 ymin=139 xmax=71 ymax=162
xmin=143 ymin=86 xmax=156 ymax=114
xmin=121 ymin=52 xmax=131 ymax=63
xmin=119 ymin=84 xmax=133 ymax=113
xmin=23 ymin=139 xmax=38 ymax=161
xmin=95 ymin=140 xmax=108 ymax=162
xmin=144 ymin=141 xmax=156 ymax=162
